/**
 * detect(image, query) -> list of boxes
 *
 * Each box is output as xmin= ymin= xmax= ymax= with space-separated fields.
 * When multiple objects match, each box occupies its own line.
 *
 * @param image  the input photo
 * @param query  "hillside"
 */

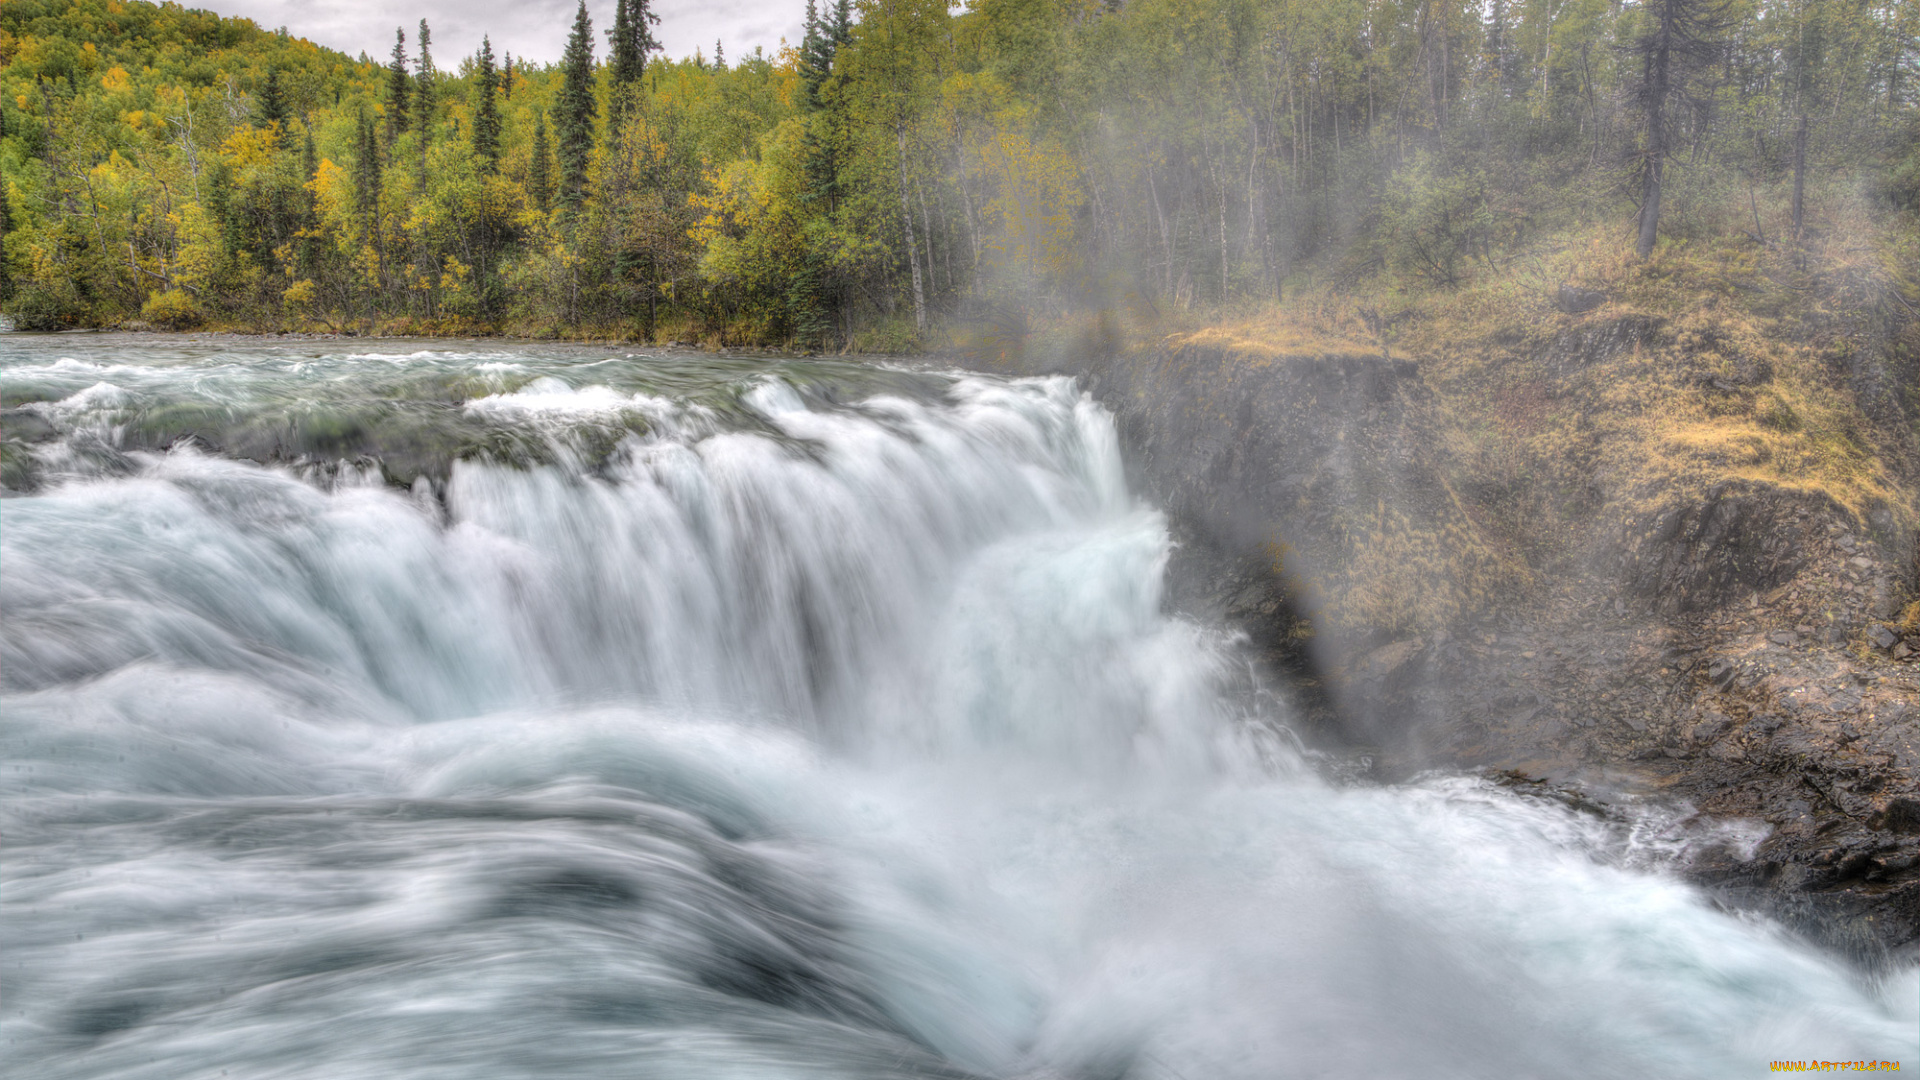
xmin=1 ymin=0 xmax=1915 ymax=348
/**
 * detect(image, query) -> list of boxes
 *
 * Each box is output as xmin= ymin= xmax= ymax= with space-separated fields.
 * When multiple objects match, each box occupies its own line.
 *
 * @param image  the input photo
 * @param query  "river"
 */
xmin=1 ymin=334 xmax=1910 ymax=1078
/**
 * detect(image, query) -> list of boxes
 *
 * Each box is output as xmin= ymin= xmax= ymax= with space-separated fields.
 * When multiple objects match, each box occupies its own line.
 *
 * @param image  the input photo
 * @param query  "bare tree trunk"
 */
xmin=896 ymin=123 xmax=927 ymax=336
xmin=1790 ymin=112 xmax=1807 ymax=237
xmin=1149 ymin=168 xmax=1173 ymax=299
xmin=954 ymin=147 xmax=982 ymax=290
xmin=916 ymin=176 xmax=941 ymax=294
xmin=1636 ymin=1 xmax=1673 ymax=261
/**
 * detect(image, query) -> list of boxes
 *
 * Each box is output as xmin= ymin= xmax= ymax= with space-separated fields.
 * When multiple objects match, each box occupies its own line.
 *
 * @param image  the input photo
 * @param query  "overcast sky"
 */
xmin=212 ymin=0 xmax=803 ymax=68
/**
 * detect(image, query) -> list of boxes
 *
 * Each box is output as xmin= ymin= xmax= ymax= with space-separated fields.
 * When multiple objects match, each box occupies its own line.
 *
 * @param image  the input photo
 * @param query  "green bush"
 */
xmin=5 ymin=284 xmax=86 ymax=331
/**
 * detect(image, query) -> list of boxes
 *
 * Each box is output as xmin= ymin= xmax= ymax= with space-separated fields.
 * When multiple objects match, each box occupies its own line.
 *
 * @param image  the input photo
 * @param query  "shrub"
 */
xmin=140 ymin=289 xmax=203 ymax=330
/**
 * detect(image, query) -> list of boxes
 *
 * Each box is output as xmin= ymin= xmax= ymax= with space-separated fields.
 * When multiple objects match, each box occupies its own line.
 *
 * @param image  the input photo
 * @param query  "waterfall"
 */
xmin=2 ymin=338 xmax=1909 ymax=1079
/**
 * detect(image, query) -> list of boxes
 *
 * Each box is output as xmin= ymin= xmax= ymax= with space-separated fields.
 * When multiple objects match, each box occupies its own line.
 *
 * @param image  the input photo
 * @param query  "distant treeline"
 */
xmin=0 ymin=0 xmax=1915 ymax=344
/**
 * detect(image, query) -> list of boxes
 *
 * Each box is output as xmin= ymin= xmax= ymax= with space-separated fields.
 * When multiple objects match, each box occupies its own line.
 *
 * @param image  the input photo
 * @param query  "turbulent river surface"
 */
xmin=1 ymin=334 xmax=1911 ymax=1079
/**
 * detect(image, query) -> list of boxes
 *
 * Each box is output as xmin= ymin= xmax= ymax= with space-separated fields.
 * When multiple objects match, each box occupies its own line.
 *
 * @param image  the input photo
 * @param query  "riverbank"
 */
xmin=954 ymin=242 xmax=1920 ymax=961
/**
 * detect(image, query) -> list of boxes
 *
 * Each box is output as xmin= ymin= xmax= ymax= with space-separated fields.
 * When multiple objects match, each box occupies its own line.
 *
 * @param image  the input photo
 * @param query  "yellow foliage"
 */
xmin=140 ymin=289 xmax=201 ymax=329
xmin=221 ymin=127 xmax=278 ymax=170
xmin=281 ymin=279 xmax=317 ymax=311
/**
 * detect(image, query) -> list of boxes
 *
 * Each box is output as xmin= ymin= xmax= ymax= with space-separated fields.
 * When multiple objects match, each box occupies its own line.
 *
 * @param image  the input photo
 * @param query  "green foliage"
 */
xmin=0 ymin=0 xmax=1911 ymax=346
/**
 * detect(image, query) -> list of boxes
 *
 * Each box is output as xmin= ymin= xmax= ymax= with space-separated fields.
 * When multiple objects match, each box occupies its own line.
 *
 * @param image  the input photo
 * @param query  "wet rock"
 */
xmin=1875 ymin=799 xmax=1920 ymax=835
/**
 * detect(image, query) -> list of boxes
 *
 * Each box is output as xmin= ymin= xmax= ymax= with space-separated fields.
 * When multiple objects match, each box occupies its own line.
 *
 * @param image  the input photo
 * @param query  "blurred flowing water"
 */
xmin=1 ymin=335 xmax=1910 ymax=1079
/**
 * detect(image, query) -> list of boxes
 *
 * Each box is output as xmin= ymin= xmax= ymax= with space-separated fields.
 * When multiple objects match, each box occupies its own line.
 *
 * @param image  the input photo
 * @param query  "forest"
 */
xmin=0 ymin=0 xmax=1915 ymax=347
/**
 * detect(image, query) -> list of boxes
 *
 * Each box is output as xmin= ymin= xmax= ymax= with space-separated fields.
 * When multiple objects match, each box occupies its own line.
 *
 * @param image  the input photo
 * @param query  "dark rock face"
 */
xmin=1074 ymin=344 xmax=1495 ymax=742
xmin=1620 ymin=482 xmax=1832 ymax=614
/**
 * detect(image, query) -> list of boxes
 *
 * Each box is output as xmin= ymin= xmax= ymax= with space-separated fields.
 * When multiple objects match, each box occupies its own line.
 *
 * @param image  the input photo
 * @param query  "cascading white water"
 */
xmin=2 ymin=338 xmax=1911 ymax=1079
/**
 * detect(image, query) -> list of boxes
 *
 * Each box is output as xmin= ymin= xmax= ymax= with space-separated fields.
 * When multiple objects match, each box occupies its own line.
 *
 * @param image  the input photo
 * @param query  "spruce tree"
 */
xmin=606 ymin=0 xmax=660 ymax=90
xmin=413 ymin=20 xmax=435 ymax=138
xmin=529 ymin=110 xmax=554 ymax=214
xmin=473 ymin=37 xmax=501 ymax=173
xmin=298 ymin=130 xmax=320 ymax=277
xmin=609 ymin=0 xmax=638 ymax=87
xmin=714 ymin=40 xmax=724 ymax=69
xmin=0 ymin=178 xmax=12 ymax=303
xmin=352 ymin=108 xmax=379 ymax=225
xmin=830 ymin=0 xmax=853 ymax=49
xmin=800 ymin=1 xmax=832 ymax=107
xmin=258 ymin=68 xmax=288 ymax=144
xmin=502 ymin=54 xmax=514 ymax=99
xmin=385 ymin=28 xmax=410 ymax=141
xmin=555 ymin=1 xmax=598 ymax=213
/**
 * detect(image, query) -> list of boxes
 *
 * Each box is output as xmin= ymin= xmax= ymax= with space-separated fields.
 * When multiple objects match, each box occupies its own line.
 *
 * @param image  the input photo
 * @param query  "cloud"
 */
xmin=213 ymin=0 xmax=802 ymax=67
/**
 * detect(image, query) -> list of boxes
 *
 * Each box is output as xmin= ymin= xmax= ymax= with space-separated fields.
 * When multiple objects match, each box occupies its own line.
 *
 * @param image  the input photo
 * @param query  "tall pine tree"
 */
xmin=414 ymin=21 xmax=435 ymax=139
xmin=800 ymin=1 xmax=832 ymax=107
xmin=556 ymin=2 xmax=598 ymax=213
xmin=829 ymin=0 xmax=853 ymax=49
xmin=298 ymin=130 xmax=320 ymax=278
xmin=606 ymin=0 xmax=660 ymax=89
xmin=385 ymin=28 xmax=410 ymax=142
xmin=258 ymin=68 xmax=288 ymax=145
xmin=352 ymin=108 xmax=379 ymax=225
xmin=472 ymin=37 xmax=501 ymax=172
xmin=529 ymin=109 xmax=554 ymax=214
xmin=0 ymin=176 xmax=12 ymax=303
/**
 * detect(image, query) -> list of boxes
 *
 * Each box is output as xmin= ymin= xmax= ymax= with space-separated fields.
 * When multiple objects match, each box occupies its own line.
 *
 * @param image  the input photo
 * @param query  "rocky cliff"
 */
xmin=972 ymin=282 xmax=1920 ymax=962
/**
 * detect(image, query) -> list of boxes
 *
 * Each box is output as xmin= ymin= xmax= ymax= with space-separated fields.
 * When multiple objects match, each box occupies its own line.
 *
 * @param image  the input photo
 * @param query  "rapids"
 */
xmin=1 ymin=335 xmax=1911 ymax=1078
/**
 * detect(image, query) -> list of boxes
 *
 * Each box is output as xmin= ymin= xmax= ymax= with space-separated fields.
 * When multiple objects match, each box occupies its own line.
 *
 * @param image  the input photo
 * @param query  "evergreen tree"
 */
xmin=529 ymin=109 xmax=554 ymax=214
xmin=352 ymin=107 xmax=379 ymax=224
xmin=502 ymin=53 xmax=514 ymax=99
xmin=609 ymin=0 xmax=638 ymax=87
xmin=1626 ymin=0 xmax=1736 ymax=258
xmin=385 ymin=28 xmax=410 ymax=141
xmin=606 ymin=0 xmax=660 ymax=89
xmin=298 ymin=130 xmax=319 ymax=276
xmin=0 ymin=179 xmax=12 ymax=303
xmin=714 ymin=39 xmax=724 ymax=69
xmin=473 ymin=37 xmax=501 ymax=172
xmin=800 ymin=1 xmax=832 ymax=107
xmin=258 ymin=68 xmax=288 ymax=144
xmin=556 ymin=1 xmax=598 ymax=212
xmin=829 ymin=0 xmax=853 ymax=49
xmin=413 ymin=20 xmax=435 ymax=138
